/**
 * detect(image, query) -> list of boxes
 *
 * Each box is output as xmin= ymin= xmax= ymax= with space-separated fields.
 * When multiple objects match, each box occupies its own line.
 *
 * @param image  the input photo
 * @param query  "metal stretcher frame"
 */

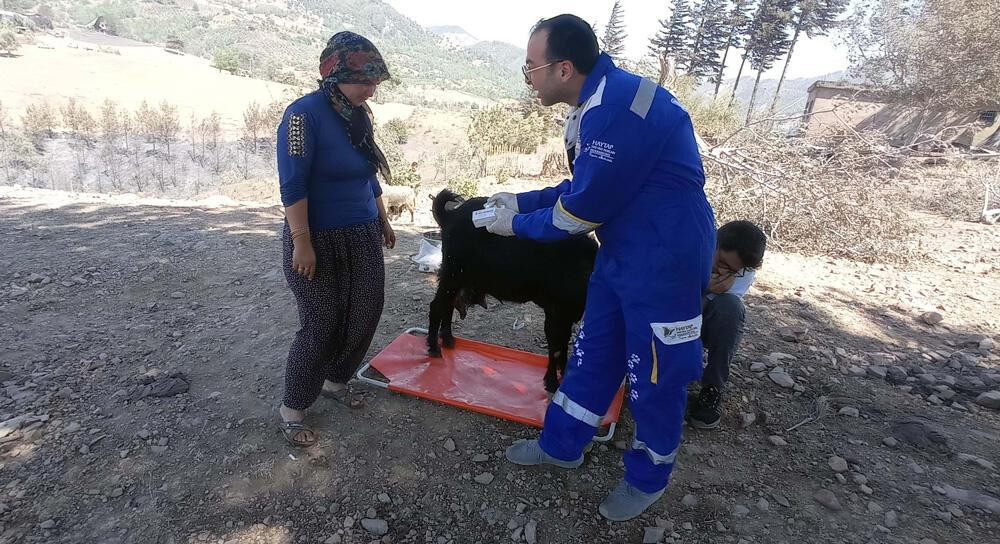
xmin=355 ymin=328 xmax=623 ymax=442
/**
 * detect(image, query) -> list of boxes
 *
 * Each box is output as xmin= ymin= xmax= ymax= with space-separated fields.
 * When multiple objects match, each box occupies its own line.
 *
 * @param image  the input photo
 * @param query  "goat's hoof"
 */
xmin=441 ymin=335 xmax=456 ymax=349
xmin=428 ymin=347 xmax=443 ymax=358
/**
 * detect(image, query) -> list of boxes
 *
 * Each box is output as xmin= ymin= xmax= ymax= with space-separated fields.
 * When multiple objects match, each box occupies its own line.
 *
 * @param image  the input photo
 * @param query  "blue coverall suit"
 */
xmin=511 ymin=53 xmax=716 ymax=493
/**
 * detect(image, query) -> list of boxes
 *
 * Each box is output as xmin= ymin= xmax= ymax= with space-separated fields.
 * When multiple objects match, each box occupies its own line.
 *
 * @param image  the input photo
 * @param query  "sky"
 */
xmin=385 ymin=0 xmax=852 ymax=81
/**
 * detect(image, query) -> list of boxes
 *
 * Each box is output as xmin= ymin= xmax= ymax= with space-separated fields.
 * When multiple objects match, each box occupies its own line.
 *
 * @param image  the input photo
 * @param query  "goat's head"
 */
xmin=430 ymin=188 xmax=465 ymax=227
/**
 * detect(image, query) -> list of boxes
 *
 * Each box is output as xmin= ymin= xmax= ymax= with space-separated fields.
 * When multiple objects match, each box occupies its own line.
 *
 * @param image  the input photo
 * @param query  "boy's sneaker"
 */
xmin=688 ymin=384 xmax=723 ymax=429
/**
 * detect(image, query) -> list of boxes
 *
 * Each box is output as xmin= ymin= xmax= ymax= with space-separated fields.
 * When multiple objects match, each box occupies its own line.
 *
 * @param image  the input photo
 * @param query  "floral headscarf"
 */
xmin=319 ymin=31 xmax=391 ymax=181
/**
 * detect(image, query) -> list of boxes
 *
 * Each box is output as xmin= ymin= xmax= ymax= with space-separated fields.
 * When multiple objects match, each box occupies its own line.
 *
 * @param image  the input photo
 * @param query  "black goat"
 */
xmin=427 ymin=189 xmax=598 ymax=393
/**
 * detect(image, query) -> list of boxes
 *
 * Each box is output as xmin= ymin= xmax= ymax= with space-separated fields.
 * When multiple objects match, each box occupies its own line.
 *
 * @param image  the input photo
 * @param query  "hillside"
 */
xmin=425 ymin=24 xmax=526 ymax=88
xmin=0 ymin=30 xmax=414 ymax=136
xmin=29 ymin=0 xmax=523 ymax=100
xmin=0 ymin=29 xmax=417 ymax=201
xmin=0 ymin=31 xmax=294 ymax=135
xmin=428 ymin=25 xmax=478 ymax=49
xmin=466 ymin=40 xmax=526 ymax=76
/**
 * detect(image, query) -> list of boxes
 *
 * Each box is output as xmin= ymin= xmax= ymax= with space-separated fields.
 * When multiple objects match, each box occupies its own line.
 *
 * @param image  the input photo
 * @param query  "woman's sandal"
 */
xmin=275 ymin=408 xmax=317 ymax=447
xmin=321 ymin=387 xmax=365 ymax=409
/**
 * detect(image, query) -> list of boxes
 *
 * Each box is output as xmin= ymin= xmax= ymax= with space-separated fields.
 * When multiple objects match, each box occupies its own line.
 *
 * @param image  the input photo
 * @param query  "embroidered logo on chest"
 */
xmin=585 ymin=139 xmax=616 ymax=163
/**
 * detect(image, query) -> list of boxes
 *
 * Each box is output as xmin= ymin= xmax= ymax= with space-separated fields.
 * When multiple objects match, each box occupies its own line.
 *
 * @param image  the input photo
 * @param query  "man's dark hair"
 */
xmin=531 ymin=14 xmax=600 ymax=75
xmin=717 ymin=220 xmax=767 ymax=269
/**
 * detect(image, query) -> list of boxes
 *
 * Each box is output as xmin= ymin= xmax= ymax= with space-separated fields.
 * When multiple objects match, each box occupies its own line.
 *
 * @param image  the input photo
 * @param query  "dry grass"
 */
xmin=890 ymin=160 xmax=1000 ymax=223
xmin=703 ymin=127 xmax=917 ymax=263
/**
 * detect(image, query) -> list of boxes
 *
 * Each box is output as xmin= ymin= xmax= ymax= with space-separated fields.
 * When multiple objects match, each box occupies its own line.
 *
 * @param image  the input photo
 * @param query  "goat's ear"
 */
xmin=443 ymin=201 xmax=462 ymax=212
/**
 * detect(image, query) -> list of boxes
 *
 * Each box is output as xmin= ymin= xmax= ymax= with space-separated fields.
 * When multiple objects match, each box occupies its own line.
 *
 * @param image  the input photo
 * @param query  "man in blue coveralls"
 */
xmin=482 ymin=14 xmax=717 ymax=521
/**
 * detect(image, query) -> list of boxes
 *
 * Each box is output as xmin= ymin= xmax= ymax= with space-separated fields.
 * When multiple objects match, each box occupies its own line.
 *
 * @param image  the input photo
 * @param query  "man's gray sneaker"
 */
xmin=598 ymin=479 xmax=665 ymax=521
xmin=504 ymin=439 xmax=583 ymax=469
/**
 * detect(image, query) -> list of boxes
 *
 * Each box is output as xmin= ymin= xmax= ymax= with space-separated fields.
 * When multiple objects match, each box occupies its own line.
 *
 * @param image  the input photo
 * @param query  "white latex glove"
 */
xmin=485 ymin=206 xmax=517 ymax=236
xmin=484 ymin=192 xmax=519 ymax=212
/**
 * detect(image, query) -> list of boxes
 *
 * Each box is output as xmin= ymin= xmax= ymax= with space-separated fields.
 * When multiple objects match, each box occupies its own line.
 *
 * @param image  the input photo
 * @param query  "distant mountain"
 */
xmin=46 ymin=0 xmax=523 ymax=100
xmin=705 ymin=70 xmax=858 ymax=115
xmin=424 ymin=25 xmax=527 ymax=93
xmin=466 ymin=40 xmax=525 ymax=75
xmin=428 ymin=25 xmax=479 ymax=48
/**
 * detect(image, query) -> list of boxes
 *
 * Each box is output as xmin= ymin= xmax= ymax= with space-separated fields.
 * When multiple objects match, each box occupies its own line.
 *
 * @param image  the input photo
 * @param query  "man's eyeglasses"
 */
xmin=521 ymin=60 xmax=562 ymax=83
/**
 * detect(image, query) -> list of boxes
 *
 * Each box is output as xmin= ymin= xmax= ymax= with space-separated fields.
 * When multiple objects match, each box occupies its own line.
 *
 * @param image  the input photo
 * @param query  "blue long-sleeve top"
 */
xmin=276 ymin=90 xmax=382 ymax=230
xmin=512 ymin=53 xmax=706 ymax=243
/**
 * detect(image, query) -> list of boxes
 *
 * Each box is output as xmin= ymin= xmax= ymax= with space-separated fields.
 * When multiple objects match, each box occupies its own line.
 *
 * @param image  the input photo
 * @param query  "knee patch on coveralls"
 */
xmin=624 ymin=332 xmax=702 ymax=492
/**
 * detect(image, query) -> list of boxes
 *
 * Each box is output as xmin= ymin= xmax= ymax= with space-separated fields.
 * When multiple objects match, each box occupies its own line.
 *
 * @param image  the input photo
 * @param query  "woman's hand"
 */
xmin=382 ymin=220 xmax=396 ymax=249
xmin=292 ymin=240 xmax=317 ymax=280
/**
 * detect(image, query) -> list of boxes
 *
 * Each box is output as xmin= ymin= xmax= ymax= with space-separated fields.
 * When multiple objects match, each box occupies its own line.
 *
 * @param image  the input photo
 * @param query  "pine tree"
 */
xmin=602 ymin=0 xmax=628 ymax=63
xmin=649 ymin=0 xmax=694 ymax=71
xmin=768 ymin=0 xmax=848 ymax=114
xmin=744 ymin=0 xmax=794 ymax=123
xmin=715 ymin=0 xmax=754 ymax=98
xmin=681 ymin=2 xmax=705 ymax=75
xmin=685 ymin=0 xmax=732 ymax=81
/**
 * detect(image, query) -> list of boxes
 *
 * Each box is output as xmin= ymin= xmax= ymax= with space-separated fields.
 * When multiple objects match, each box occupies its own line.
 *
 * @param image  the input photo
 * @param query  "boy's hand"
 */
xmin=708 ymin=271 xmax=736 ymax=294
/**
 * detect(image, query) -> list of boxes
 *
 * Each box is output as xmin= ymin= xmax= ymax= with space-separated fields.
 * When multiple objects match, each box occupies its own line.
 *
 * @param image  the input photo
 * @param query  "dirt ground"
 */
xmin=1 ymin=183 xmax=999 ymax=544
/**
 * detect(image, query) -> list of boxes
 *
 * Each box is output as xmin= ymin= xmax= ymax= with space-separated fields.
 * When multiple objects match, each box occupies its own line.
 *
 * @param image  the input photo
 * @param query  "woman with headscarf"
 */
xmin=275 ymin=32 xmax=395 ymax=447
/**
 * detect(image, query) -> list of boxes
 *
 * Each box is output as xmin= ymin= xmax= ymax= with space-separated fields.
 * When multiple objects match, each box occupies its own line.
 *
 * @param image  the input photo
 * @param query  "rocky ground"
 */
xmin=0 ymin=185 xmax=999 ymax=544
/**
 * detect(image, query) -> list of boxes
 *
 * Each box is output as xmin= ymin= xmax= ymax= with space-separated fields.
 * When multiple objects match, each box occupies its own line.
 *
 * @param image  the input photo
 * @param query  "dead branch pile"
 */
xmin=703 ymin=125 xmax=916 ymax=263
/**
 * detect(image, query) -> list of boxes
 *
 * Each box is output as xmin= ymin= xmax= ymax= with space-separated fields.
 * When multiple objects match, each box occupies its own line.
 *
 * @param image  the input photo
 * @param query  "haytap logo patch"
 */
xmin=584 ymin=139 xmax=616 ymax=163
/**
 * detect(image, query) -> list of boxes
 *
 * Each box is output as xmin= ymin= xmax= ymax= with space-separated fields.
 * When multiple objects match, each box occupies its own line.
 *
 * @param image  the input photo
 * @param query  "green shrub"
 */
xmin=212 ymin=49 xmax=240 ymax=74
xmin=390 ymin=167 xmax=421 ymax=189
xmin=0 ymin=129 xmax=39 ymax=183
xmin=21 ymin=101 xmax=58 ymax=140
xmin=0 ymin=23 xmax=18 ymax=56
xmin=667 ymin=75 xmax=742 ymax=145
xmin=381 ymin=117 xmax=410 ymax=145
xmin=448 ymin=178 xmax=479 ymax=198
xmin=495 ymin=167 xmax=511 ymax=185
xmin=467 ymin=105 xmax=548 ymax=155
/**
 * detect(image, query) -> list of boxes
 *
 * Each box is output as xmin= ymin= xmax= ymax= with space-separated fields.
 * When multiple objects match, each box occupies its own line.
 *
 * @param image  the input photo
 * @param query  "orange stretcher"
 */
xmin=355 ymin=328 xmax=624 ymax=441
